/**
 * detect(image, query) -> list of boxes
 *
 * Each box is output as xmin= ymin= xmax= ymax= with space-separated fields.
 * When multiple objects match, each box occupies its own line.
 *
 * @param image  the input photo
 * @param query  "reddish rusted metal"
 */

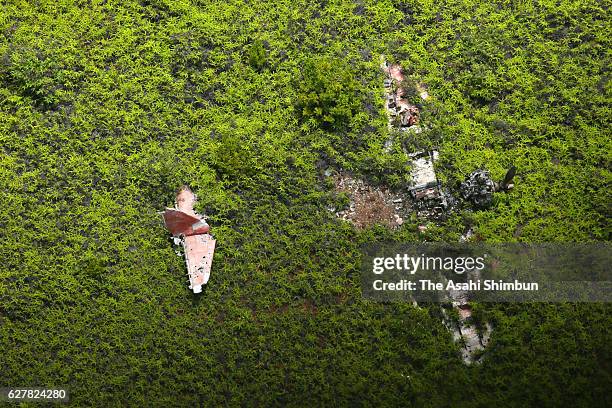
xmin=161 ymin=186 xmax=216 ymax=293
xmin=382 ymin=60 xmax=420 ymax=128
xmin=162 ymin=208 xmax=210 ymax=236
xmin=387 ymin=64 xmax=405 ymax=83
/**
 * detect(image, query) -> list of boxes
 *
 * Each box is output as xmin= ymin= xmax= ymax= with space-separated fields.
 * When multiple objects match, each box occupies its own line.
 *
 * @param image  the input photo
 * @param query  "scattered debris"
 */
xmin=416 ymin=83 xmax=429 ymax=101
xmin=408 ymin=151 xmax=457 ymax=218
xmin=325 ymin=56 xmax=517 ymax=364
xmin=441 ymin=227 xmax=493 ymax=364
xmin=442 ymin=267 xmax=493 ymax=364
xmin=459 ymin=227 xmax=474 ymax=242
xmin=381 ymin=57 xmax=424 ymax=132
xmin=331 ymin=173 xmax=413 ymax=230
xmin=380 ymin=56 xmax=515 ymax=216
xmin=380 ymin=57 xmax=453 ymax=217
xmin=408 ymin=150 xmax=440 ymax=199
xmin=161 ymin=186 xmax=216 ymax=294
xmin=444 ymin=306 xmax=493 ymax=364
xmin=460 ymin=170 xmax=497 ymax=208
xmin=497 ymin=165 xmax=517 ymax=192
xmin=460 ymin=166 xmax=517 ymax=208
xmin=380 ymin=56 xmax=498 ymax=364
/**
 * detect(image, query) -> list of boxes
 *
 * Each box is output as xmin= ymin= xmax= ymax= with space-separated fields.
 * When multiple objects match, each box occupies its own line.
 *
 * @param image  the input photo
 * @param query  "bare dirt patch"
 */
xmin=332 ymin=173 xmax=412 ymax=230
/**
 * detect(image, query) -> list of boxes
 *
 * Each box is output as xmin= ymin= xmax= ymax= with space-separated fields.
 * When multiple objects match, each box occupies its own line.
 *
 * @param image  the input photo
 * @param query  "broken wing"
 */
xmin=162 ymin=208 xmax=209 ymax=236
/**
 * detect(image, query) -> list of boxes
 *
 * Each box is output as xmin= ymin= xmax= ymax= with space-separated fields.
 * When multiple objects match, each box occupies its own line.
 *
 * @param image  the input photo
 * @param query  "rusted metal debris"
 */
xmin=161 ymin=186 xmax=216 ymax=294
xmin=460 ymin=170 xmax=497 ymax=208
xmin=460 ymin=166 xmax=516 ymax=208
xmin=381 ymin=58 xmax=424 ymax=131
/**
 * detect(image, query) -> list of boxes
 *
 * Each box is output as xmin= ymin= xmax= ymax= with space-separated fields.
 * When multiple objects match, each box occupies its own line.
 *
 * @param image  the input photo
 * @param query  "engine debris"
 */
xmin=460 ymin=170 xmax=497 ymax=208
xmin=460 ymin=166 xmax=517 ymax=208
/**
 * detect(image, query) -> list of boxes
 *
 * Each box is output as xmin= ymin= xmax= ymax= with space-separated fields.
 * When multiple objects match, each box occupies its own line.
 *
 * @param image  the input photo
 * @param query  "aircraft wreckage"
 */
xmin=324 ymin=56 xmax=519 ymax=364
xmin=161 ymin=186 xmax=216 ymax=294
xmin=381 ymin=57 xmax=516 ymax=214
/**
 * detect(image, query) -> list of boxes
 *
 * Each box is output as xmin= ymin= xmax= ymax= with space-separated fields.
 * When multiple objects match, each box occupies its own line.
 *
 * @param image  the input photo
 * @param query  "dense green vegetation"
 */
xmin=0 ymin=0 xmax=609 ymax=406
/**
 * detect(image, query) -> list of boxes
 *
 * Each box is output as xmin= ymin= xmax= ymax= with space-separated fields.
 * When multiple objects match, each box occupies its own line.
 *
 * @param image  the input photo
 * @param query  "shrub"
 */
xmin=295 ymin=56 xmax=361 ymax=131
xmin=247 ymin=39 xmax=267 ymax=71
